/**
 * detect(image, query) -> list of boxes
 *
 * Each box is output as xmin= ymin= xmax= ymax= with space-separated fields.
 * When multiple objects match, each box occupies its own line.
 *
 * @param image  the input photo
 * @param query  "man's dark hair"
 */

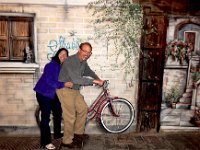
xmin=79 ymin=42 xmax=92 ymax=50
xmin=52 ymin=48 xmax=68 ymax=64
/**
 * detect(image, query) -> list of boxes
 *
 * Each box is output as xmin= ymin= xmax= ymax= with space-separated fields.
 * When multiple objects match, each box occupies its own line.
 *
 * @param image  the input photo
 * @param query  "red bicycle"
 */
xmin=35 ymin=80 xmax=135 ymax=133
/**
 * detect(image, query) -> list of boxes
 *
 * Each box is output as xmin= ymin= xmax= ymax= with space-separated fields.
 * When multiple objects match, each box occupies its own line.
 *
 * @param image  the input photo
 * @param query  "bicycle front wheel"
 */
xmin=100 ymin=98 xmax=135 ymax=133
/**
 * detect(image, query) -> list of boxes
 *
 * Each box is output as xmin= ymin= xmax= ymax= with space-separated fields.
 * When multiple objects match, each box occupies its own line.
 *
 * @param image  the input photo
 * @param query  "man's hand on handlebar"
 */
xmin=93 ymin=79 xmax=104 ymax=86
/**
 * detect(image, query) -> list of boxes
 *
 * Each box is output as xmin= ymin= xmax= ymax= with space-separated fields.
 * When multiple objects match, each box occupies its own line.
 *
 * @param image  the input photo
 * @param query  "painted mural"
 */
xmin=160 ymin=16 xmax=200 ymax=129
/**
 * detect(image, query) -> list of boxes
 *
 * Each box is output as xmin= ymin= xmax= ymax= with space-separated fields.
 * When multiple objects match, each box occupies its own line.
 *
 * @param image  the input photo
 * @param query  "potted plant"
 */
xmin=194 ymin=106 xmax=200 ymax=127
xmin=165 ymin=86 xmax=181 ymax=108
xmin=165 ymin=39 xmax=192 ymax=65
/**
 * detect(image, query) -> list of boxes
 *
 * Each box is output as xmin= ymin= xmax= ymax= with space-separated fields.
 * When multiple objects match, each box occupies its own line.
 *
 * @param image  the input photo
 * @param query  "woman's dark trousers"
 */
xmin=36 ymin=92 xmax=62 ymax=146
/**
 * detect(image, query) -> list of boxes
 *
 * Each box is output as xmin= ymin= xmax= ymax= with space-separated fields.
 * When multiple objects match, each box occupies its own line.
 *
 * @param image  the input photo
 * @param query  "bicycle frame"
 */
xmin=87 ymin=81 xmax=119 ymax=122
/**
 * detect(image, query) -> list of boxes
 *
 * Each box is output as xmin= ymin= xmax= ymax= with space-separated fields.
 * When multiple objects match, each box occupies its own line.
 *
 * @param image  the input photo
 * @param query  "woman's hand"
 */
xmin=64 ymin=82 xmax=73 ymax=88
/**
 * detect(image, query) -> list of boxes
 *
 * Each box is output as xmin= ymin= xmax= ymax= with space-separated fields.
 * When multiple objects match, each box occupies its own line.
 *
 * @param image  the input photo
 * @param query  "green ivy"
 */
xmin=87 ymin=0 xmax=143 ymax=86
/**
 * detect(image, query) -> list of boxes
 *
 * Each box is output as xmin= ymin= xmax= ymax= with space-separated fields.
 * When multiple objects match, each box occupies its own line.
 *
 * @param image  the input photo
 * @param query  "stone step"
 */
xmin=186 ymin=88 xmax=193 ymax=93
xmin=179 ymin=97 xmax=191 ymax=103
xmin=176 ymin=102 xmax=191 ymax=109
xmin=187 ymin=84 xmax=194 ymax=88
xmin=182 ymin=93 xmax=192 ymax=98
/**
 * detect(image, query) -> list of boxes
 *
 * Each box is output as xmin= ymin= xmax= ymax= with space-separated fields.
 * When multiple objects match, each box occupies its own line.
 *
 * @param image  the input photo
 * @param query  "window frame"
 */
xmin=0 ymin=13 xmax=37 ymax=62
xmin=0 ymin=13 xmax=38 ymax=73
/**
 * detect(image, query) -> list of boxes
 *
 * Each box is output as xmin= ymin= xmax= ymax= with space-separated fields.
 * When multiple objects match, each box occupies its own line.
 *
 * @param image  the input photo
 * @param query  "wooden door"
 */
xmin=137 ymin=13 xmax=168 ymax=132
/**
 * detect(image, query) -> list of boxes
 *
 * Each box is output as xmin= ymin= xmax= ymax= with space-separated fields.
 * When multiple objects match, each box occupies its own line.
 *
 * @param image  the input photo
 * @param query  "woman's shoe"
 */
xmin=45 ymin=143 xmax=56 ymax=150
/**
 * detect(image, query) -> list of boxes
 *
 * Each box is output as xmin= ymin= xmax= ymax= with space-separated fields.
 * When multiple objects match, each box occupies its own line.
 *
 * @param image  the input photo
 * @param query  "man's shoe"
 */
xmin=74 ymin=133 xmax=89 ymax=141
xmin=61 ymin=141 xmax=82 ymax=149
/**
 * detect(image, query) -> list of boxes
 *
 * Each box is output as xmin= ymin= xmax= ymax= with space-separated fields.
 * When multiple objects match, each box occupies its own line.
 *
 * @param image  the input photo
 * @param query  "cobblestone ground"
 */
xmin=0 ymin=132 xmax=200 ymax=150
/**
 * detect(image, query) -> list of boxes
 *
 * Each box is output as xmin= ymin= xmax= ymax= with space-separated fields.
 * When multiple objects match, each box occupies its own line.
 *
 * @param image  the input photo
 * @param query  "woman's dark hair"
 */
xmin=52 ymin=48 xmax=69 ymax=64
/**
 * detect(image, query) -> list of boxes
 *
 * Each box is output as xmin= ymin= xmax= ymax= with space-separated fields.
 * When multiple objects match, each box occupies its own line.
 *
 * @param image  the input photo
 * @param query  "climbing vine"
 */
xmin=87 ymin=0 xmax=143 ymax=86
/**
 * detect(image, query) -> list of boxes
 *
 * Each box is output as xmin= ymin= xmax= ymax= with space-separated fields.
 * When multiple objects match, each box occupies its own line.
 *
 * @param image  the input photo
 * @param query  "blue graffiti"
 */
xmin=47 ymin=35 xmax=82 ymax=60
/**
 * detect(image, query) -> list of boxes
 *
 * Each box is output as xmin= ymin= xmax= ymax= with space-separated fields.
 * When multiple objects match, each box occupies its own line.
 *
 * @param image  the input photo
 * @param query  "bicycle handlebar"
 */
xmin=103 ymin=80 xmax=109 ymax=90
xmin=93 ymin=80 xmax=109 ymax=90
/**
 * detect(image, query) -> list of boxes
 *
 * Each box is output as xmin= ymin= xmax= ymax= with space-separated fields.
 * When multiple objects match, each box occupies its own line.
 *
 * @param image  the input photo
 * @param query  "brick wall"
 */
xmin=0 ymin=74 xmax=37 ymax=126
xmin=0 ymin=0 xmax=92 ymax=5
xmin=0 ymin=3 xmax=139 ymax=133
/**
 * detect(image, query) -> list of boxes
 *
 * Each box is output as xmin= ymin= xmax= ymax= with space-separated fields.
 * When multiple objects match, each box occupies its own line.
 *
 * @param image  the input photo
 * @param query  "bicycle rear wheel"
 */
xmin=100 ymin=98 xmax=135 ymax=133
xmin=34 ymin=105 xmax=64 ymax=134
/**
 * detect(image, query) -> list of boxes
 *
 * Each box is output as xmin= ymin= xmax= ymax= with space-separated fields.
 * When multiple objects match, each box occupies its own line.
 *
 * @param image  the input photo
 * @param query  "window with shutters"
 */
xmin=0 ymin=16 xmax=34 ymax=62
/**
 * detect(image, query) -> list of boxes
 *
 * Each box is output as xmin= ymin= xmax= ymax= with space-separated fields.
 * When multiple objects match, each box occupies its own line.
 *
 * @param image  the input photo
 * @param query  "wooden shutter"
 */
xmin=0 ymin=19 xmax=9 ymax=60
xmin=11 ymin=18 xmax=32 ymax=60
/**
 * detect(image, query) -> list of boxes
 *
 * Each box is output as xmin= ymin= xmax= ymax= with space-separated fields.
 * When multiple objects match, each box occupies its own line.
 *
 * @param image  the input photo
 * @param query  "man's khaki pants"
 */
xmin=56 ymin=88 xmax=88 ymax=144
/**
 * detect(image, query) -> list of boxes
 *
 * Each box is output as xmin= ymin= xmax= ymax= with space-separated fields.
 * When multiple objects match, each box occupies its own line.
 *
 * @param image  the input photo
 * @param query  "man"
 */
xmin=57 ymin=42 xmax=104 ymax=148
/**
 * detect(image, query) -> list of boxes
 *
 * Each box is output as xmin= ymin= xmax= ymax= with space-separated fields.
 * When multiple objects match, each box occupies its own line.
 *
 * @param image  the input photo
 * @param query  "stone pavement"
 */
xmin=160 ymin=105 xmax=195 ymax=127
xmin=0 ymin=131 xmax=200 ymax=150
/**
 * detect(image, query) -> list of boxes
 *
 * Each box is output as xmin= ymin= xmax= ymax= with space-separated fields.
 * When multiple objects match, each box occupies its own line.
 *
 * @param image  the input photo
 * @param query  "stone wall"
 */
xmin=163 ymin=69 xmax=187 ymax=101
xmin=0 ymin=1 xmax=139 ymax=134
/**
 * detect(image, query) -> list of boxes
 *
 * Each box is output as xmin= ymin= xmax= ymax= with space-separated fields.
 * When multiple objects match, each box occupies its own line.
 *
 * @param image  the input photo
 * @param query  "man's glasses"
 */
xmin=81 ymin=49 xmax=92 ymax=55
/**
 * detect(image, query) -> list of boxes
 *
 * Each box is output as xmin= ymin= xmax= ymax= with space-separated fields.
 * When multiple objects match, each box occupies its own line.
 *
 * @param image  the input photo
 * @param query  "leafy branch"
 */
xmin=87 ymin=0 xmax=143 ymax=86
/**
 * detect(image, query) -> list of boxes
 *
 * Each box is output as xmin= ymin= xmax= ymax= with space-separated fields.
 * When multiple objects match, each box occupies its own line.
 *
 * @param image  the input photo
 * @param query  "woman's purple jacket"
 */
xmin=33 ymin=60 xmax=64 ymax=99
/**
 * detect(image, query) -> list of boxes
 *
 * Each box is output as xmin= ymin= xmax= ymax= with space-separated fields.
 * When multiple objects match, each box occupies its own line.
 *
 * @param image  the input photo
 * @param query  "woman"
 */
xmin=34 ymin=48 xmax=72 ymax=149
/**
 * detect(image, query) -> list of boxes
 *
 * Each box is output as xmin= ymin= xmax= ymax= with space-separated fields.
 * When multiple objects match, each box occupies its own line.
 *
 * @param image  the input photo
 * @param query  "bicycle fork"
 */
xmin=108 ymin=99 xmax=120 ymax=117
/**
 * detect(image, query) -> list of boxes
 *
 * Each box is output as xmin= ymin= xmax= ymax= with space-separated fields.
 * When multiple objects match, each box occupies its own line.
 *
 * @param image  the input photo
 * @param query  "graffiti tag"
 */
xmin=47 ymin=34 xmax=81 ymax=60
